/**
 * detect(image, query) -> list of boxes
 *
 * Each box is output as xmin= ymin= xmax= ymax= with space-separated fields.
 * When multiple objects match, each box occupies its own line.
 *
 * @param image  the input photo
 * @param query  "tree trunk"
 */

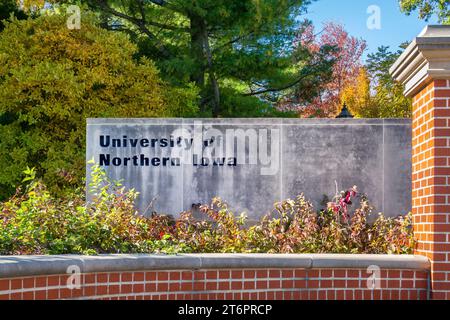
xmin=189 ymin=15 xmax=220 ymax=117
xmin=189 ymin=15 xmax=206 ymax=110
xmin=203 ymin=27 xmax=221 ymax=117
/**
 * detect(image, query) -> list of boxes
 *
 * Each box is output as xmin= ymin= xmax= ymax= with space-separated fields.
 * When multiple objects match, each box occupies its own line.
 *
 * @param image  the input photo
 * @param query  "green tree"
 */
xmin=42 ymin=0 xmax=335 ymax=117
xmin=0 ymin=0 xmax=27 ymax=31
xmin=0 ymin=13 xmax=198 ymax=199
xmin=399 ymin=0 xmax=450 ymax=23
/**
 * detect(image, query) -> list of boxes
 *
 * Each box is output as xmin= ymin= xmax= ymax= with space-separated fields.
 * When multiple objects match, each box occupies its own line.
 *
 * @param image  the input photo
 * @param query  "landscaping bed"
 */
xmin=0 ymin=167 xmax=414 ymax=256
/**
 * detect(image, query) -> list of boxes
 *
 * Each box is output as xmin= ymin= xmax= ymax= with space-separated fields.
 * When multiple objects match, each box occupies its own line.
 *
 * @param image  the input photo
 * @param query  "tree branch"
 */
xmin=94 ymin=0 xmax=174 ymax=57
xmin=148 ymin=0 xmax=165 ymax=5
xmin=212 ymin=31 xmax=255 ymax=53
xmin=243 ymin=67 xmax=324 ymax=96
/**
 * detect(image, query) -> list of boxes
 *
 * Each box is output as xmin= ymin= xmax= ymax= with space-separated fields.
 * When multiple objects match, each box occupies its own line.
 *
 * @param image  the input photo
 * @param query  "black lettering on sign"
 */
xmin=99 ymin=136 xmax=110 ymax=147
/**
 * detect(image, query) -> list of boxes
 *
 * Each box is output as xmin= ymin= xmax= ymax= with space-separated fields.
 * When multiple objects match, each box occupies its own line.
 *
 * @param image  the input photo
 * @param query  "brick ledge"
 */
xmin=0 ymin=254 xmax=430 ymax=279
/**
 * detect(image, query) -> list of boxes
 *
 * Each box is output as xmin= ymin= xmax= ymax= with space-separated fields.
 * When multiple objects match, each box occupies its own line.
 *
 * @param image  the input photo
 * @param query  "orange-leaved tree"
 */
xmin=280 ymin=22 xmax=367 ymax=118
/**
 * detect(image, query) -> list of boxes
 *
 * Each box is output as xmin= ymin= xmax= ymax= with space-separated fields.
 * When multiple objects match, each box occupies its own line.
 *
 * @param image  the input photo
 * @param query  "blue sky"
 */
xmin=304 ymin=0 xmax=438 ymax=60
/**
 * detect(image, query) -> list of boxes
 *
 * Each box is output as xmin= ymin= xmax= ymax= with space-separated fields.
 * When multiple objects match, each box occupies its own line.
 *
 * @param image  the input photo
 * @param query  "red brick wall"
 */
xmin=412 ymin=79 xmax=450 ymax=300
xmin=0 ymin=268 xmax=429 ymax=300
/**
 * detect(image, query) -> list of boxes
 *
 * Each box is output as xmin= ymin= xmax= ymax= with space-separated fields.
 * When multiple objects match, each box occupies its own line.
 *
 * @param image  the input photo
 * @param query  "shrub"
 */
xmin=0 ymin=167 xmax=415 ymax=255
xmin=0 ymin=166 xmax=188 ymax=255
xmin=245 ymin=188 xmax=414 ymax=254
xmin=0 ymin=13 xmax=198 ymax=199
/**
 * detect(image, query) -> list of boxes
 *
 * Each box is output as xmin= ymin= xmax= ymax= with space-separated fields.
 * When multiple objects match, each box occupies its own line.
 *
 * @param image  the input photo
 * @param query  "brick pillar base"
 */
xmin=391 ymin=26 xmax=450 ymax=300
xmin=412 ymin=79 xmax=450 ymax=299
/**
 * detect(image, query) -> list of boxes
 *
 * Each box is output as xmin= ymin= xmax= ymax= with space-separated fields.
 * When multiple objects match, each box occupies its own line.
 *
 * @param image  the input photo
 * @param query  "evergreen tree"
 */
xmin=36 ymin=0 xmax=335 ymax=117
xmin=0 ymin=0 xmax=27 ymax=31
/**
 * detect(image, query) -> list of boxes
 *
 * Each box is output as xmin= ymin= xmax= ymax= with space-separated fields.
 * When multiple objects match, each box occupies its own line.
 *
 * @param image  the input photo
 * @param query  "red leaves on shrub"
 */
xmin=0 ymin=167 xmax=415 ymax=255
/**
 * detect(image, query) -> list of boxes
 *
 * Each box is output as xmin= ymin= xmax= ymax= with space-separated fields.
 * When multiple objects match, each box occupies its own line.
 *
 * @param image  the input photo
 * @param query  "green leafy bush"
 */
xmin=0 ymin=167 xmax=415 ymax=255
xmin=0 ymin=166 xmax=188 ymax=255
xmin=0 ymin=13 xmax=198 ymax=199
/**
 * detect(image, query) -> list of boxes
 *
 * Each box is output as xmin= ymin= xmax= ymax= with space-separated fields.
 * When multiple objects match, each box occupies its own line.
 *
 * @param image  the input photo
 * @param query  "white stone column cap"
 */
xmin=390 ymin=25 xmax=450 ymax=97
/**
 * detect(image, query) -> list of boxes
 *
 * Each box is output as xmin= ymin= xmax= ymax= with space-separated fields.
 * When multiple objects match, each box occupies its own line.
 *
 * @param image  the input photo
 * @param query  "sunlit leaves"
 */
xmin=342 ymin=46 xmax=412 ymax=118
xmin=399 ymin=0 xmax=450 ymax=24
xmin=0 ymin=173 xmax=415 ymax=255
xmin=0 ymin=13 xmax=198 ymax=198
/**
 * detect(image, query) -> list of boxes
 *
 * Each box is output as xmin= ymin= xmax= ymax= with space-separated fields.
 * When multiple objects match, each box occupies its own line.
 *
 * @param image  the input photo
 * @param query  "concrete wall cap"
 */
xmin=309 ymin=254 xmax=430 ymax=270
xmin=87 ymin=118 xmax=411 ymax=125
xmin=0 ymin=254 xmax=430 ymax=279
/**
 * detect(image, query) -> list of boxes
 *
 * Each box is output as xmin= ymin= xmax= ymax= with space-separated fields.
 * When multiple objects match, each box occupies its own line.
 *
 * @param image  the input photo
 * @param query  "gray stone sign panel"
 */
xmin=86 ymin=118 xmax=412 ymax=221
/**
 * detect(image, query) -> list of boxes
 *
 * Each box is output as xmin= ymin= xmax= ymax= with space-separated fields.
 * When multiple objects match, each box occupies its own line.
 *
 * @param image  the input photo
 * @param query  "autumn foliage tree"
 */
xmin=341 ymin=46 xmax=412 ymax=118
xmin=279 ymin=22 xmax=367 ymax=117
xmin=0 ymin=13 xmax=198 ymax=199
xmin=341 ymin=68 xmax=375 ymax=118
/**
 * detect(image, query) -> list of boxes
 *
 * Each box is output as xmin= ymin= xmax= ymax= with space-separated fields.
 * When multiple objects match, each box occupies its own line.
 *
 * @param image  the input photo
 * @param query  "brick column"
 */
xmin=391 ymin=26 xmax=450 ymax=300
